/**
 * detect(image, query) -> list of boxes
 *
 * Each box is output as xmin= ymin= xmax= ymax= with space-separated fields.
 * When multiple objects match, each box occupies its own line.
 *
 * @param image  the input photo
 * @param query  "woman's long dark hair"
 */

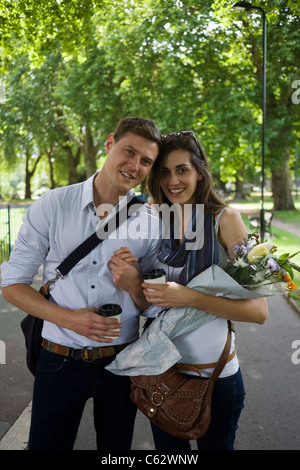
xmin=147 ymin=131 xmax=226 ymax=215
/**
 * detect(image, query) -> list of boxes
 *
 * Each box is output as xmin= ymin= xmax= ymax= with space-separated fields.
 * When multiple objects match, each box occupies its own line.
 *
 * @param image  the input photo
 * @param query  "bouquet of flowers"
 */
xmin=222 ymin=234 xmax=300 ymax=294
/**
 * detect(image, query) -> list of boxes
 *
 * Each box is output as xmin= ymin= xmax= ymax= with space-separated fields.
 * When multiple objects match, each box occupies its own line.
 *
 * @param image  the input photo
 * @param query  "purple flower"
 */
xmin=233 ymin=244 xmax=249 ymax=256
xmin=241 ymin=245 xmax=250 ymax=255
xmin=267 ymin=258 xmax=282 ymax=273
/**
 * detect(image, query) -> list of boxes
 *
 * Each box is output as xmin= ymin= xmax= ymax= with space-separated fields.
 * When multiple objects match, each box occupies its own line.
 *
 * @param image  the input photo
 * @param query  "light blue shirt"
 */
xmin=1 ymin=173 xmax=161 ymax=348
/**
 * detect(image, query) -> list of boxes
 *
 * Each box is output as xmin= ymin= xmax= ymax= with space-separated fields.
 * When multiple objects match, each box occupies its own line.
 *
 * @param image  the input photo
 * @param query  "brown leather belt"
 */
xmin=41 ymin=339 xmax=128 ymax=362
xmin=176 ymin=349 xmax=236 ymax=377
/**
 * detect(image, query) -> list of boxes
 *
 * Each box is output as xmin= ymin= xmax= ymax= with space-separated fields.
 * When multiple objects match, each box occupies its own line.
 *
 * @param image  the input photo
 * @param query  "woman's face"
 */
xmin=160 ymin=149 xmax=202 ymax=206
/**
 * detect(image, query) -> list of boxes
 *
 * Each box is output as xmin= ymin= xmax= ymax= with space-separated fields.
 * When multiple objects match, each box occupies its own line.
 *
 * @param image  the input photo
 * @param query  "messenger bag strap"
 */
xmin=56 ymin=195 xmax=145 ymax=277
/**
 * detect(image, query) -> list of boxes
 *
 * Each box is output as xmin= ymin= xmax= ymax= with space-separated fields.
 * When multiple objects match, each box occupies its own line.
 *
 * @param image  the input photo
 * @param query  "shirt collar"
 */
xmin=81 ymin=172 xmax=98 ymax=211
xmin=80 ymin=171 xmax=136 ymax=211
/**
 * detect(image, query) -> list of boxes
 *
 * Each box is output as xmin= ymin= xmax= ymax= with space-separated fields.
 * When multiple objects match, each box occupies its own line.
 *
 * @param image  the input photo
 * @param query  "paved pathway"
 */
xmin=0 ymin=291 xmax=299 ymax=450
xmin=272 ymin=218 xmax=300 ymax=238
xmin=230 ymin=203 xmax=300 ymax=238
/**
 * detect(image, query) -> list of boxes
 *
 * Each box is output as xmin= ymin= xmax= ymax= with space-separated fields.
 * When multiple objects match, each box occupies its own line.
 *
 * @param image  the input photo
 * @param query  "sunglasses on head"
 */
xmin=162 ymin=130 xmax=205 ymax=161
xmin=162 ymin=130 xmax=195 ymax=138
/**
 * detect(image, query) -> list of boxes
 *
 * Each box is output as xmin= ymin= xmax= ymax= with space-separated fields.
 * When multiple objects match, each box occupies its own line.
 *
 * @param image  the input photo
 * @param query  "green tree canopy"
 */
xmin=0 ymin=0 xmax=299 ymax=209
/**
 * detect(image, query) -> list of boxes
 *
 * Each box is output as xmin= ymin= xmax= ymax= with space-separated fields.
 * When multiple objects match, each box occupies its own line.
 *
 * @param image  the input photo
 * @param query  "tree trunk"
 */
xmin=25 ymin=149 xmax=42 ymax=199
xmin=235 ymin=177 xmax=245 ymax=200
xmin=64 ymin=145 xmax=81 ymax=185
xmin=25 ymin=171 xmax=32 ymax=199
xmin=59 ymin=131 xmax=82 ymax=185
xmin=271 ymin=158 xmax=295 ymax=211
xmin=84 ymin=122 xmax=99 ymax=177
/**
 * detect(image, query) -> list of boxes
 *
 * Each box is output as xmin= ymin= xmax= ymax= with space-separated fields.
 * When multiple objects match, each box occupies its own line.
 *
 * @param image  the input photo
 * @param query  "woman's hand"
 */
xmin=109 ymin=254 xmax=142 ymax=295
xmin=109 ymin=246 xmax=141 ymax=294
xmin=112 ymin=246 xmax=139 ymax=266
xmin=109 ymin=246 xmax=150 ymax=311
xmin=142 ymin=281 xmax=192 ymax=308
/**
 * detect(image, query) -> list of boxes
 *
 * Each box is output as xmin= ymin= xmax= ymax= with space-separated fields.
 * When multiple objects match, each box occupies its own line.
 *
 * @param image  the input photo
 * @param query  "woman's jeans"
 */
xmin=28 ymin=347 xmax=137 ymax=450
xmin=151 ymin=368 xmax=245 ymax=451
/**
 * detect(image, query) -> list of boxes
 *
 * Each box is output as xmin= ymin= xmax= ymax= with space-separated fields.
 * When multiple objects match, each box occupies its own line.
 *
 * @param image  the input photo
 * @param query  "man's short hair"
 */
xmin=113 ymin=117 xmax=161 ymax=150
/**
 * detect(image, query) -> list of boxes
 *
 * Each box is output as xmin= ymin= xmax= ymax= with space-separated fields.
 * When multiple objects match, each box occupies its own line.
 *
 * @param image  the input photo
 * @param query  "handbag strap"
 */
xmin=53 ymin=195 xmax=145 ymax=279
xmin=208 ymin=320 xmax=234 ymax=384
xmin=176 ymin=320 xmax=234 ymax=380
xmin=176 ymin=348 xmax=236 ymax=376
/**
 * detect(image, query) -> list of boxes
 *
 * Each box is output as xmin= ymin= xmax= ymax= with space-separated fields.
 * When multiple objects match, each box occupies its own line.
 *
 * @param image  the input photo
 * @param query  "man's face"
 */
xmin=104 ymin=132 xmax=159 ymax=194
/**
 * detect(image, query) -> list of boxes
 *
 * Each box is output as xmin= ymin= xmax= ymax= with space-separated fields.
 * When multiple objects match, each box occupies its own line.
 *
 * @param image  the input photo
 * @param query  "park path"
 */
xmin=272 ymin=217 xmax=300 ymax=238
xmin=231 ymin=203 xmax=300 ymax=238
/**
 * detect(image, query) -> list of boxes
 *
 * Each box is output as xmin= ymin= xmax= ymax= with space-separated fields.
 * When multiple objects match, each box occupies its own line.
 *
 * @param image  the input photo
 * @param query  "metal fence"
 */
xmin=0 ymin=204 xmax=31 ymax=264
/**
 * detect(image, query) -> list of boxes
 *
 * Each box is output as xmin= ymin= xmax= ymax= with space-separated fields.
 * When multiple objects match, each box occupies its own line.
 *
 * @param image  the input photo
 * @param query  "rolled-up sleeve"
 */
xmin=1 ymin=194 xmax=50 ymax=287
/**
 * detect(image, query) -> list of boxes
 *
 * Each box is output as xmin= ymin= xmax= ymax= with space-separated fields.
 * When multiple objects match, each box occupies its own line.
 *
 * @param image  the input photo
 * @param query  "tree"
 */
xmin=0 ymin=0 xmax=299 ymax=208
xmin=212 ymin=0 xmax=300 ymax=209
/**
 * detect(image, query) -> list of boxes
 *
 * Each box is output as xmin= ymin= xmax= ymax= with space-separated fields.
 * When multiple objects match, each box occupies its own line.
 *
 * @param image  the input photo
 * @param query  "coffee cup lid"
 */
xmin=98 ymin=304 xmax=122 ymax=316
xmin=143 ymin=269 xmax=166 ymax=279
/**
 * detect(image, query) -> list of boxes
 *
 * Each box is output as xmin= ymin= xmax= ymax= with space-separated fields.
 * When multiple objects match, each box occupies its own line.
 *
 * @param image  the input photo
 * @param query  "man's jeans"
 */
xmin=150 ymin=368 xmax=245 ymax=451
xmin=28 ymin=347 xmax=137 ymax=450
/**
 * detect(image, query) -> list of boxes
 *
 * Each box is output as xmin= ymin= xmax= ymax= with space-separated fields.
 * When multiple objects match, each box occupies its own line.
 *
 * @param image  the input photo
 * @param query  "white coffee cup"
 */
xmin=143 ymin=269 xmax=166 ymax=291
xmin=97 ymin=303 xmax=122 ymax=340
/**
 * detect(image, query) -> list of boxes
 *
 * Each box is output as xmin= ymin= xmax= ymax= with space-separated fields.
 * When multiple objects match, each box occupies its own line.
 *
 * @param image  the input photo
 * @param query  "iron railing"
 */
xmin=0 ymin=204 xmax=31 ymax=264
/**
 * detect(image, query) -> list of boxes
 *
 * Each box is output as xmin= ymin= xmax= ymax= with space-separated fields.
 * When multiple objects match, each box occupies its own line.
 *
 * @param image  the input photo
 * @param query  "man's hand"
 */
xmin=2 ymin=284 xmax=122 ymax=344
xmin=66 ymin=308 xmax=122 ymax=343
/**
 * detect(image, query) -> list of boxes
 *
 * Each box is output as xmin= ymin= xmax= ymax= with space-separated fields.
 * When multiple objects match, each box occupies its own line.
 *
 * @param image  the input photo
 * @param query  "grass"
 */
xmin=272 ymin=209 xmax=300 ymax=228
xmin=230 ymin=193 xmax=300 ymax=227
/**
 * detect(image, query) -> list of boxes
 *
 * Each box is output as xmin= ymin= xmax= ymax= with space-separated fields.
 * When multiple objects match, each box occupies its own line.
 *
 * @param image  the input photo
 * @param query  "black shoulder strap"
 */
xmin=57 ymin=196 xmax=145 ymax=277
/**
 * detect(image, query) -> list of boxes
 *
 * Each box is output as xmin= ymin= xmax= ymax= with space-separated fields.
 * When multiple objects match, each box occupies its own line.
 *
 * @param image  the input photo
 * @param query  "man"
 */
xmin=1 ymin=117 xmax=162 ymax=450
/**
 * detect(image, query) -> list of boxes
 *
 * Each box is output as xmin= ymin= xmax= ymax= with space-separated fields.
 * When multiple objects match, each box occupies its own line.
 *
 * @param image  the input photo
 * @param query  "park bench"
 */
xmin=248 ymin=211 xmax=274 ymax=237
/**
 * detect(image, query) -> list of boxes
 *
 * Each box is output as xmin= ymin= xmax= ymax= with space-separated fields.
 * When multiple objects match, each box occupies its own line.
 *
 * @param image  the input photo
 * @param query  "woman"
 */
xmin=109 ymin=130 xmax=268 ymax=450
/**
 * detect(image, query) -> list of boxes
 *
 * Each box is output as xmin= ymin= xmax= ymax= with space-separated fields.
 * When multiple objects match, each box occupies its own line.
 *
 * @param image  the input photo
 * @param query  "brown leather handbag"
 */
xmin=130 ymin=320 xmax=234 ymax=440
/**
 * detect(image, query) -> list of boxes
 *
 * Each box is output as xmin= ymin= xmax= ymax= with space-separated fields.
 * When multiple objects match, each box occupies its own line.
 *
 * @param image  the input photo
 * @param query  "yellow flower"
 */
xmin=247 ymin=241 xmax=274 ymax=263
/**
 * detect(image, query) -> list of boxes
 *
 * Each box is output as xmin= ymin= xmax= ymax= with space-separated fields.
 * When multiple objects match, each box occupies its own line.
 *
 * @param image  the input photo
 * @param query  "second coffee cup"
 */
xmin=143 ymin=269 xmax=166 ymax=291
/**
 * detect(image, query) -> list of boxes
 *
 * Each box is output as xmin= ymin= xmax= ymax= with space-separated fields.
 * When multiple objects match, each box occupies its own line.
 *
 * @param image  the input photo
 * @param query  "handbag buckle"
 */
xmin=151 ymin=391 xmax=164 ymax=406
xmin=148 ymin=391 xmax=164 ymax=418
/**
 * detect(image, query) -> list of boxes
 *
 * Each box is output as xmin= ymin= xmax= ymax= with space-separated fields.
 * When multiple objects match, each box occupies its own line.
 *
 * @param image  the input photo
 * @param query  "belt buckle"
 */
xmin=80 ymin=347 xmax=95 ymax=362
xmin=79 ymin=346 xmax=117 ymax=362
